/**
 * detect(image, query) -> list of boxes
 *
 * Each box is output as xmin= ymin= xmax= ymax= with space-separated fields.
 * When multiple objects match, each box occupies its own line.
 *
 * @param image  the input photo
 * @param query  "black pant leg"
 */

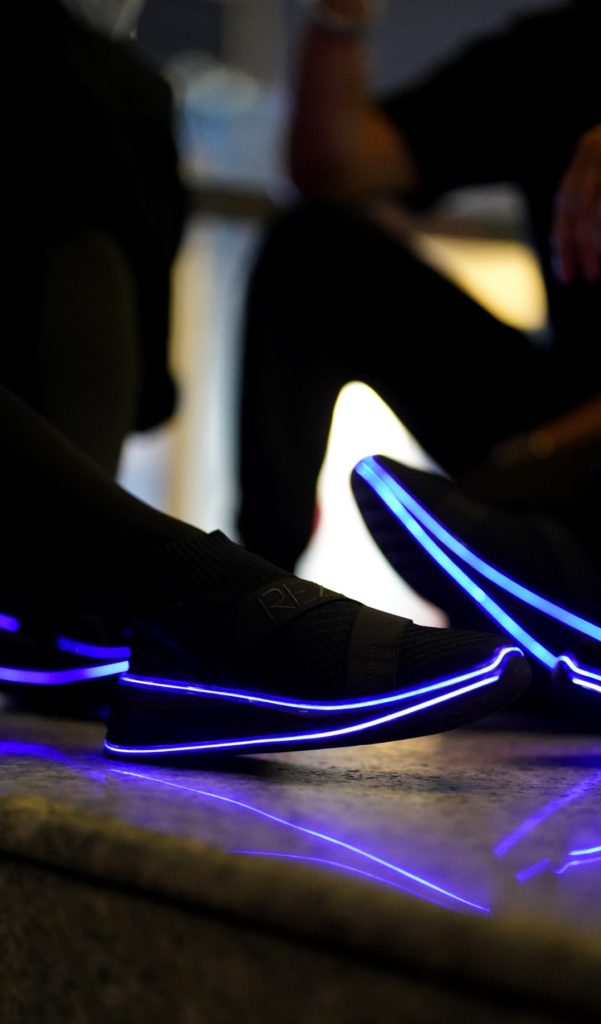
xmin=5 ymin=229 xmax=140 ymax=477
xmin=237 ymin=203 xmax=570 ymax=568
xmin=0 ymin=386 xmax=196 ymax=606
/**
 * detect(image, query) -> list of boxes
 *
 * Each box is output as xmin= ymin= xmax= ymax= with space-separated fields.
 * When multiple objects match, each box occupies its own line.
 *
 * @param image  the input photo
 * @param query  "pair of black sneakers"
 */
xmin=1 ymin=457 xmax=598 ymax=759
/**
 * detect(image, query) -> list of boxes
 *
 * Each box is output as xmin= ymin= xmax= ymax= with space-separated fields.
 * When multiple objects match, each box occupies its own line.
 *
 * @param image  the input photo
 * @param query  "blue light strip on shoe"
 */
xmin=354 ymin=460 xmax=554 ymax=667
xmin=556 ymin=656 xmax=601 ymax=696
xmin=557 ymin=657 xmax=601 ymax=682
xmin=56 ymin=636 xmax=131 ymax=660
xmin=356 ymin=458 xmax=601 ymax=644
xmin=232 ymin=850 xmax=420 ymax=890
xmin=119 ymin=646 xmax=519 ymax=713
xmin=105 ymin=673 xmax=501 ymax=756
xmin=572 ymin=679 xmax=601 ymax=696
xmin=0 ymin=613 xmax=20 ymax=633
xmin=0 ymin=660 xmax=129 ymax=685
xmin=112 ymin=769 xmax=490 ymax=913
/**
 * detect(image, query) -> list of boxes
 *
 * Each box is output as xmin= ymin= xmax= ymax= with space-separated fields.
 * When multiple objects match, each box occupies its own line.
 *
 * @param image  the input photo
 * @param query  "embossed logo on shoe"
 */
xmin=257 ymin=579 xmax=333 ymax=621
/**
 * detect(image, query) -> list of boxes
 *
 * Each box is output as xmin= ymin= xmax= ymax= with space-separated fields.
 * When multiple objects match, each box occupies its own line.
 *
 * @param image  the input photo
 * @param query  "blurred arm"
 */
xmin=289 ymin=0 xmax=419 ymax=199
xmin=495 ymin=396 xmax=601 ymax=467
xmin=553 ymin=123 xmax=601 ymax=284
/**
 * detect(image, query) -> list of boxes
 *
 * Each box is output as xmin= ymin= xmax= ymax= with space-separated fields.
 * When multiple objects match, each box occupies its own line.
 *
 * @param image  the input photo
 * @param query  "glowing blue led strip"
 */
xmin=572 ymin=679 xmax=601 ymax=696
xmin=120 ymin=646 xmax=518 ymax=713
xmin=233 ymin=850 xmax=424 ymax=892
xmin=556 ymin=656 xmax=601 ymax=696
xmin=354 ymin=460 xmax=554 ymax=667
xmin=0 ymin=612 xmax=20 ymax=633
xmin=0 ymin=660 xmax=129 ymax=685
xmin=357 ymin=457 xmax=601 ymax=643
xmin=105 ymin=672 xmax=501 ymax=755
xmin=56 ymin=636 xmax=131 ymax=660
xmin=557 ymin=657 xmax=601 ymax=682
xmin=112 ymin=769 xmax=490 ymax=913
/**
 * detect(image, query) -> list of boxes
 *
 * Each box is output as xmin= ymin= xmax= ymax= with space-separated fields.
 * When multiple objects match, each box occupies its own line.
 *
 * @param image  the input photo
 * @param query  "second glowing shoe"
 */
xmin=0 ymin=600 xmax=129 ymax=713
xmin=104 ymin=550 xmax=529 ymax=760
xmin=351 ymin=456 xmax=601 ymax=713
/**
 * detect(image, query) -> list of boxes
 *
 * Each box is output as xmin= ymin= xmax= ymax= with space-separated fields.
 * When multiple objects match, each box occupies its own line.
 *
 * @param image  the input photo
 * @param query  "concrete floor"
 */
xmin=1 ymin=706 xmax=600 ymax=928
xmin=1 ymin=703 xmax=599 ymax=1022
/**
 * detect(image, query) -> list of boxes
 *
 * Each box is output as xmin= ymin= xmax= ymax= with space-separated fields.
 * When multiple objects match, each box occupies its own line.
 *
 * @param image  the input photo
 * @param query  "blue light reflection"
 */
xmin=494 ymin=772 xmax=601 ymax=858
xmin=112 ymin=768 xmax=490 ymax=914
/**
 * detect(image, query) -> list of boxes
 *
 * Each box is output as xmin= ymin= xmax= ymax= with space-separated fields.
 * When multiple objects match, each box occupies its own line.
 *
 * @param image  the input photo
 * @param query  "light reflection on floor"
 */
xmin=1 ymin=711 xmax=599 ymax=933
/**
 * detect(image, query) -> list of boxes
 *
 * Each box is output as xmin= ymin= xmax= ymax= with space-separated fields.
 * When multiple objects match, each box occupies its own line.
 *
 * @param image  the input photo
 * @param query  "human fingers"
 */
xmin=553 ymin=125 xmax=601 ymax=284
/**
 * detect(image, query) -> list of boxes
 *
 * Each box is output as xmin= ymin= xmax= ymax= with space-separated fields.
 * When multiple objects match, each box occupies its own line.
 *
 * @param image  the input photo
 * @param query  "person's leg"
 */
xmin=237 ymin=203 xmax=569 ymax=569
xmin=36 ymin=229 xmax=140 ymax=475
xmin=0 ymin=384 xmax=192 ymax=605
xmin=5 ymin=228 xmax=140 ymax=477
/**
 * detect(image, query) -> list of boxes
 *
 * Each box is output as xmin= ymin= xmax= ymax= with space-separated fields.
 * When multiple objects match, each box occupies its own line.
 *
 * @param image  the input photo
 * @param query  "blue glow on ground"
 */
xmin=515 ymin=858 xmax=552 ymax=883
xmin=494 ymin=772 xmax=601 ymax=857
xmin=555 ymin=854 xmax=601 ymax=875
xmin=569 ymin=844 xmax=601 ymax=857
xmin=112 ymin=768 xmax=490 ymax=913
xmin=231 ymin=851 xmax=475 ymax=912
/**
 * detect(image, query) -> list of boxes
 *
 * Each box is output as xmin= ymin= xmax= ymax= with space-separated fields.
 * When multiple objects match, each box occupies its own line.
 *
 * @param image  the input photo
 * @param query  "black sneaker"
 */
xmin=0 ymin=598 xmax=129 ymax=714
xmin=552 ymin=651 xmax=601 ymax=730
xmin=104 ymin=532 xmax=529 ymax=759
xmin=352 ymin=455 xmax=601 ymax=711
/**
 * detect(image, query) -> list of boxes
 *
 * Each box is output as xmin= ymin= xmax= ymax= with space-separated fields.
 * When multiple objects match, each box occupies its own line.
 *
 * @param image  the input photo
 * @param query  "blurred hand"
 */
xmin=553 ymin=123 xmax=601 ymax=284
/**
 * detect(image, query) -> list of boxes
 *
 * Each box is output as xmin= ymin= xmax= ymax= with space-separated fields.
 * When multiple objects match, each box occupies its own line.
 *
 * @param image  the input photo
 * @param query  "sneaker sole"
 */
xmin=104 ymin=646 xmax=529 ymax=759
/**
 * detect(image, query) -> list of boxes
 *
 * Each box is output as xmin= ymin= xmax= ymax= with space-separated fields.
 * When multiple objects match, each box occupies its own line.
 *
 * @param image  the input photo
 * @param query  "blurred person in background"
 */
xmin=12 ymin=0 xmax=184 ymax=476
xmin=237 ymin=0 xmax=600 ymax=584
